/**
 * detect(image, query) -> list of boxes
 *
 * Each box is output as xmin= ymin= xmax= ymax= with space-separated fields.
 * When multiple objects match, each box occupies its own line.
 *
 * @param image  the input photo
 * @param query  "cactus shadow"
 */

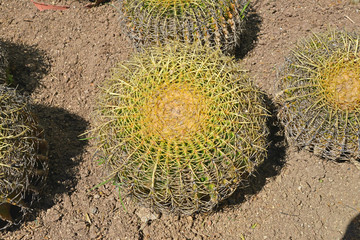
xmin=32 ymin=104 xmax=89 ymax=209
xmin=234 ymin=6 xmax=262 ymax=59
xmin=342 ymin=213 xmax=360 ymax=240
xmin=218 ymin=96 xmax=286 ymax=209
xmin=0 ymin=40 xmax=50 ymax=94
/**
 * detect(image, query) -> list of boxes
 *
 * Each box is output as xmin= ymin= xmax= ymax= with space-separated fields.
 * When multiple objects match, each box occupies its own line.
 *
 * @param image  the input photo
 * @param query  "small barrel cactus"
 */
xmin=277 ymin=30 xmax=360 ymax=163
xmin=91 ymin=42 xmax=269 ymax=214
xmin=119 ymin=0 xmax=250 ymax=54
xmin=0 ymin=85 xmax=48 ymax=229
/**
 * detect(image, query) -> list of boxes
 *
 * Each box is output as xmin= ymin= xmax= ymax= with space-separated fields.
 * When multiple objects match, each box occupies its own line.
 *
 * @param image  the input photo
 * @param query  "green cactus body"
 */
xmin=0 ymin=85 xmax=48 ymax=229
xmin=277 ymin=30 xmax=360 ymax=162
xmin=92 ymin=42 xmax=268 ymax=214
xmin=119 ymin=0 xmax=250 ymax=54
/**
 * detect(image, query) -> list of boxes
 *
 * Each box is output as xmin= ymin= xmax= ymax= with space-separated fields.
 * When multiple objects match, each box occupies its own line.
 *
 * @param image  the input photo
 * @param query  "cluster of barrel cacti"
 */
xmin=3 ymin=0 xmax=360 ymax=230
xmin=90 ymin=0 xmax=360 ymax=215
xmin=90 ymin=0 xmax=271 ymax=214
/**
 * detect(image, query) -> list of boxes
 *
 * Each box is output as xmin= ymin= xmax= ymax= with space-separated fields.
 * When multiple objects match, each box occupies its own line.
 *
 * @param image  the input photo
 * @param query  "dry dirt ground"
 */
xmin=1 ymin=0 xmax=360 ymax=239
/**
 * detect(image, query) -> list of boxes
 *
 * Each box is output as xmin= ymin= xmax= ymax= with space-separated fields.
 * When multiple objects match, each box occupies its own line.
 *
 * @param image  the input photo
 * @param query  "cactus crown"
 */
xmin=92 ymin=42 xmax=268 ymax=214
xmin=278 ymin=30 xmax=360 ymax=161
xmin=317 ymin=55 xmax=360 ymax=110
xmin=142 ymin=82 xmax=207 ymax=140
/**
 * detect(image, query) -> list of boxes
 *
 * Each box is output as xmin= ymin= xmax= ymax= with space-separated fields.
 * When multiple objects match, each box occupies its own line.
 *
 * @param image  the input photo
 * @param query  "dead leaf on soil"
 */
xmin=30 ymin=0 xmax=70 ymax=11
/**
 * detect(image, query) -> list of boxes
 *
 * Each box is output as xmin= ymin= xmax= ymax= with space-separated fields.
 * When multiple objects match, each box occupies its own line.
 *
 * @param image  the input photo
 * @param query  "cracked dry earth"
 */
xmin=0 ymin=0 xmax=360 ymax=239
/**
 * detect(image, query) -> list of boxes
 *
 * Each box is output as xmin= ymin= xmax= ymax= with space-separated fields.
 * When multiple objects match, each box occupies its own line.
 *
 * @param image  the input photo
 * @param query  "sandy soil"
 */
xmin=0 ymin=0 xmax=360 ymax=239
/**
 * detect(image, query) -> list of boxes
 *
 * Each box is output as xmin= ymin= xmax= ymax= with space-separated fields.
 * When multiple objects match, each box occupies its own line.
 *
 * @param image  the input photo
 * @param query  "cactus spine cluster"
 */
xmin=92 ymin=42 xmax=268 ymax=214
xmin=119 ymin=0 xmax=250 ymax=54
xmin=277 ymin=30 xmax=360 ymax=162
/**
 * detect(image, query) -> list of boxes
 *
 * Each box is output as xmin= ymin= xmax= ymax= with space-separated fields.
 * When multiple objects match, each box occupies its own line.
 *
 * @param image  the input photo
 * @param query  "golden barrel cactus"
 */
xmin=277 ymin=30 xmax=360 ymax=163
xmin=0 ymin=85 xmax=48 ymax=229
xmin=91 ymin=42 xmax=269 ymax=214
xmin=119 ymin=0 xmax=250 ymax=54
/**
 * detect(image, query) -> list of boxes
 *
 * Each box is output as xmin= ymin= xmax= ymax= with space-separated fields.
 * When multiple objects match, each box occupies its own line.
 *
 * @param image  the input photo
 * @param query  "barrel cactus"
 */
xmin=119 ymin=0 xmax=250 ymax=54
xmin=277 ymin=30 xmax=360 ymax=163
xmin=91 ymin=42 xmax=269 ymax=214
xmin=0 ymin=85 xmax=48 ymax=229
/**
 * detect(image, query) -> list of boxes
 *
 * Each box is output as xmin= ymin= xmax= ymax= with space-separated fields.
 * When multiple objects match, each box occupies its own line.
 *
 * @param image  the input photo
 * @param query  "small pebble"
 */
xmin=90 ymin=207 xmax=98 ymax=214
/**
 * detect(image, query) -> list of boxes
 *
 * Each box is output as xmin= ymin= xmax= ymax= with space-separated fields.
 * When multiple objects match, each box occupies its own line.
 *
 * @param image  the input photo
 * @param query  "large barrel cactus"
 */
xmin=277 ymin=30 xmax=360 ymax=163
xmin=91 ymin=42 xmax=269 ymax=214
xmin=0 ymin=85 xmax=48 ymax=229
xmin=119 ymin=0 xmax=250 ymax=54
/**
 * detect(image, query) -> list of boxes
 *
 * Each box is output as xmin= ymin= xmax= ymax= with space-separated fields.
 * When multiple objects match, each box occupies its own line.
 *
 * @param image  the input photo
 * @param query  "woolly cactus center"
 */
xmin=320 ymin=61 xmax=360 ymax=110
xmin=144 ymin=85 xmax=207 ymax=140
